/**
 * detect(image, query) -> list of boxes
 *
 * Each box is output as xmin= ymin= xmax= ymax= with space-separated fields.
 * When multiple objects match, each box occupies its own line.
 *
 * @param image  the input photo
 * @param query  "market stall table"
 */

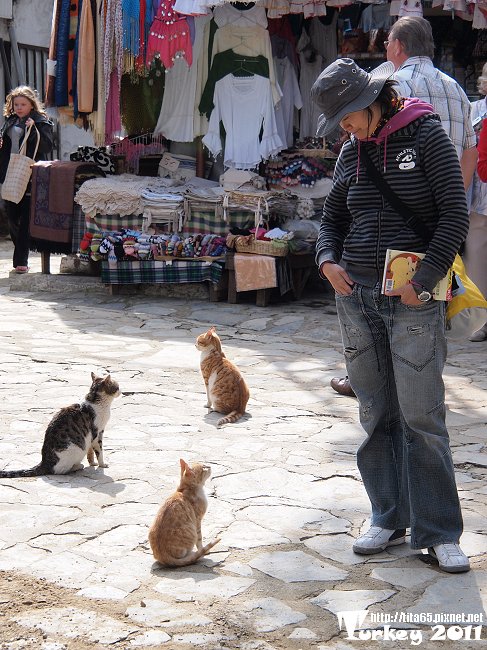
xmin=225 ymin=251 xmax=316 ymax=307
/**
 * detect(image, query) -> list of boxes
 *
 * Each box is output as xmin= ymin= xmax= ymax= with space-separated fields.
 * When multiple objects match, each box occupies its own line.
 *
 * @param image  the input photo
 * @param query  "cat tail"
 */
xmin=164 ymin=538 xmax=221 ymax=567
xmin=217 ymin=411 xmax=245 ymax=428
xmin=0 ymin=463 xmax=46 ymax=478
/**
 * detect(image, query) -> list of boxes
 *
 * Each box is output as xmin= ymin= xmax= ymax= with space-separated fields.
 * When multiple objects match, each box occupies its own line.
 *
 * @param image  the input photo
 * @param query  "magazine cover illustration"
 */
xmin=382 ymin=249 xmax=452 ymax=301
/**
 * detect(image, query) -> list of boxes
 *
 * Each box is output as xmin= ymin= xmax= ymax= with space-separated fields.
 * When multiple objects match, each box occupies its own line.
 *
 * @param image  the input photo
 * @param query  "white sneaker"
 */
xmin=428 ymin=543 xmax=470 ymax=573
xmin=469 ymin=324 xmax=487 ymax=342
xmin=353 ymin=526 xmax=406 ymax=555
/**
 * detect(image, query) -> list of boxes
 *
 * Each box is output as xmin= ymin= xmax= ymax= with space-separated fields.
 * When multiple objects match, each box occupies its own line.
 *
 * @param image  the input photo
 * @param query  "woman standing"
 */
xmin=312 ymin=59 xmax=470 ymax=572
xmin=0 ymin=86 xmax=54 ymax=273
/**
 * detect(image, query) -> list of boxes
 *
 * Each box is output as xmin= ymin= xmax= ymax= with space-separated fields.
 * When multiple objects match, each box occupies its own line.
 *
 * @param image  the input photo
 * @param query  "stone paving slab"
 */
xmin=0 ymin=243 xmax=486 ymax=649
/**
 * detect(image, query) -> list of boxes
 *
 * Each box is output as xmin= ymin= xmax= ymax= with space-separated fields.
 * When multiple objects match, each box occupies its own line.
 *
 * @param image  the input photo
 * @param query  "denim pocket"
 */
xmin=401 ymin=300 xmax=438 ymax=312
xmin=335 ymin=284 xmax=358 ymax=300
xmin=392 ymin=301 xmax=440 ymax=371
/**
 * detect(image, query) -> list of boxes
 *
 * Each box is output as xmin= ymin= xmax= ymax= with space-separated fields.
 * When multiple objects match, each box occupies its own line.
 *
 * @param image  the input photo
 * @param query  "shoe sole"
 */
xmin=353 ymin=536 xmax=406 ymax=555
xmin=438 ymin=564 xmax=471 ymax=573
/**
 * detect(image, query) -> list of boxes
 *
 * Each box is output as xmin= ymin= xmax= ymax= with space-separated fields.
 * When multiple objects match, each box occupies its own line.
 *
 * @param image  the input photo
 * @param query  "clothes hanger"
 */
xmin=231 ymin=2 xmax=256 ymax=10
xmin=227 ymin=2 xmax=262 ymax=28
xmin=233 ymin=32 xmax=261 ymax=57
xmin=233 ymin=58 xmax=255 ymax=77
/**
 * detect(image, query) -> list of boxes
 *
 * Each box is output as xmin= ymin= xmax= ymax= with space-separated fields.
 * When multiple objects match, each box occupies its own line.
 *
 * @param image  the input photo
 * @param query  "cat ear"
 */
xmin=91 ymin=371 xmax=96 ymax=382
xmin=208 ymin=326 xmax=216 ymax=335
xmin=180 ymin=458 xmax=193 ymax=477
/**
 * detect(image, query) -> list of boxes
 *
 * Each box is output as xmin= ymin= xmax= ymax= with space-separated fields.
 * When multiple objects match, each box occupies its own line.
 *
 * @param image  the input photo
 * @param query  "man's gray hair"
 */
xmin=389 ymin=16 xmax=435 ymax=59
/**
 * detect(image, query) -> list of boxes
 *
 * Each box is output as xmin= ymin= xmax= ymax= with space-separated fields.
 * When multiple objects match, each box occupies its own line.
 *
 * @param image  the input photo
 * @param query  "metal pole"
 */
xmin=7 ymin=21 xmax=26 ymax=85
xmin=0 ymin=39 xmax=12 ymax=90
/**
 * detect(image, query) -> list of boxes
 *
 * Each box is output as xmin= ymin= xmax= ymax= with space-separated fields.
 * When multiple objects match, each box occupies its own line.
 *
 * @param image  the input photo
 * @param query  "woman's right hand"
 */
xmin=320 ymin=262 xmax=354 ymax=295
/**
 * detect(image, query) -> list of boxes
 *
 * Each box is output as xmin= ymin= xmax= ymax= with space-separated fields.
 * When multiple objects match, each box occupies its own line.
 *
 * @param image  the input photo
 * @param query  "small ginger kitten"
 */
xmin=148 ymin=459 xmax=221 ymax=568
xmin=195 ymin=326 xmax=249 ymax=428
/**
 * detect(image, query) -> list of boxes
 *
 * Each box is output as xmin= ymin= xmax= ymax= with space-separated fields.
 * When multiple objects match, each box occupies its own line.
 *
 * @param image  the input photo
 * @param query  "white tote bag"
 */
xmin=1 ymin=124 xmax=40 ymax=204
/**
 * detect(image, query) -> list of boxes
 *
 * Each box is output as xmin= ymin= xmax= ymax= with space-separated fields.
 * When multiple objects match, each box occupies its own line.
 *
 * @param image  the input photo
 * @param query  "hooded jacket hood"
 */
xmin=353 ymin=98 xmax=437 ymax=177
xmin=366 ymin=97 xmax=435 ymax=144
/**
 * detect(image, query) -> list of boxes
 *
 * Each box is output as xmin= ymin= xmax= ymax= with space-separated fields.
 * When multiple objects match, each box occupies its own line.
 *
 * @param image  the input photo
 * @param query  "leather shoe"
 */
xmin=330 ymin=376 xmax=356 ymax=398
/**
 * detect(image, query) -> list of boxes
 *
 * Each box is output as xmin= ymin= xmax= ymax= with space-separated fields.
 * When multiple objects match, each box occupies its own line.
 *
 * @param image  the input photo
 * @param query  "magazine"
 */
xmin=381 ymin=249 xmax=452 ymax=301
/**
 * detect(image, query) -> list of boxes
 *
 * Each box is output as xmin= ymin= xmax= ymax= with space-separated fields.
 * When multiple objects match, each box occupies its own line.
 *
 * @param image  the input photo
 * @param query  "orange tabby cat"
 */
xmin=148 ymin=459 xmax=220 ymax=567
xmin=195 ymin=326 xmax=249 ymax=428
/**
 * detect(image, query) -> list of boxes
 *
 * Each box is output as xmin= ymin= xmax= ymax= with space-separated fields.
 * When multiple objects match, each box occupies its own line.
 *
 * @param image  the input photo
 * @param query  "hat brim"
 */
xmin=316 ymin=61 xmax=395 ymax=137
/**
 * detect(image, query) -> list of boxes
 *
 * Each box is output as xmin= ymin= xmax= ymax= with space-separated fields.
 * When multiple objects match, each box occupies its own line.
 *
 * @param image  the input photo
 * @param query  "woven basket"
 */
xmin=234 ymin=236 xmax=288 ymax=257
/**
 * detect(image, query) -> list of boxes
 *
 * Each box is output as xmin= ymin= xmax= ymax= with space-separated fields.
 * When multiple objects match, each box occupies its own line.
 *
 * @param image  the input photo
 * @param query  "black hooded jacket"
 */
xmin=0 ymin=110 xmax=54 ymax=183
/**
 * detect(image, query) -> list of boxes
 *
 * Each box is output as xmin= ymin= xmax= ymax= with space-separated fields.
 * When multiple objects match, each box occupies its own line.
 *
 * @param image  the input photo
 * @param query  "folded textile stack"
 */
xmin=264 ymin=155 xmax=336 ymax=190
xmin=141 ymin=189 xmax=186 ymax=232
xmin=74 ymin=174 xmax=181 ymax=217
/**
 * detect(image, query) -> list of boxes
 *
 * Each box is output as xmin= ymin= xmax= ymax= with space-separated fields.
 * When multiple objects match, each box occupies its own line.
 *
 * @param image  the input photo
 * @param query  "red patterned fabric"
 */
xmin=146 ymin=0 xmax=192 ymax=68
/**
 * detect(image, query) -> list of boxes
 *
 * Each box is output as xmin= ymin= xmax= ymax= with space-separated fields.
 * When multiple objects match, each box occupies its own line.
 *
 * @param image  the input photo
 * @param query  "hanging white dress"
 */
xmin=202 ymin=74 xmax=284 ymax=170
xmin=274 ymin=56 xmax=303 ymax=148
xmin=173 ymin=0 xmax=210 ymax=15
xmin=297 ymin=30 xmax=324 ymax=138
xmin=213 ymin=4 xmax=268 ymax=28
xmin=154 ymin=15 xmax=211 ymax=142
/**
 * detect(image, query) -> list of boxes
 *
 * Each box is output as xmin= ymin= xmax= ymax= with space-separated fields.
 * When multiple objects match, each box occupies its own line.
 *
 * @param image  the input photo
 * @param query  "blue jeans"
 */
xmin=336 ymin=283 xmax=463 ymax=550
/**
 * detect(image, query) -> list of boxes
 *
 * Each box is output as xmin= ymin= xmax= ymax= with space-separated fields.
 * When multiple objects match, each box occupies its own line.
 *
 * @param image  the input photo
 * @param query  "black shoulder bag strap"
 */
xmin=360 ymin=145 xmax=433 ymax=244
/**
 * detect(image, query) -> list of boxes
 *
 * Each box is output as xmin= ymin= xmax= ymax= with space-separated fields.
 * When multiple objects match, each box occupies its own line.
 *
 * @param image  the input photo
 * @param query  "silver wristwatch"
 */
xmin=412 ymin=283 xmax=433 ymax=302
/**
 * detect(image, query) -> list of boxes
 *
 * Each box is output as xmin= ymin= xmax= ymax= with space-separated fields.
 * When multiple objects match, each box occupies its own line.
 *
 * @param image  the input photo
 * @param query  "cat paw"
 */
xmin=88 ymin=461 xmax=98 ymax=467
xmin=71 ymin=463 xmax=84 ymax=472
xmin=97 ymin=463 xmax=109 ymax=468
xmin=204 ymin=402 xmax=211 ymax=409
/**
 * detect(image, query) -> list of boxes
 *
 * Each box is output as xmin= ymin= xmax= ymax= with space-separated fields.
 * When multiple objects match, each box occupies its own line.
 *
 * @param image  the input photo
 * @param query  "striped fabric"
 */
xmin=85 ymin=209 xmax=256 ymax=238
xmin=72 ymin=204 xmax=86 ymax=253
xmin=182 ymin=207 xmax=256 ymax=235
xmin=393 ymin=57 xmax=476 ymax=159
xmin=316 ymin=115 xmax=469 ymax=292
xmin=101 ymin=259 xmax=224 ymax=284
xmin=85 ymin=213 xmax=143 ymax=235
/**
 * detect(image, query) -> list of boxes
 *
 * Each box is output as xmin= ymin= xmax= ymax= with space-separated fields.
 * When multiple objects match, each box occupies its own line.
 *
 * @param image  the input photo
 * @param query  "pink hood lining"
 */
xmin=355 ymin=98 xmax=435 ymax=177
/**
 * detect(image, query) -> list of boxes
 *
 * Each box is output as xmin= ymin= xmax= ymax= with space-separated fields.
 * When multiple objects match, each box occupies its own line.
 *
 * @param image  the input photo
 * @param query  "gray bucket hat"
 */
xmin=311 ymin=58 xmax=395 ymax=137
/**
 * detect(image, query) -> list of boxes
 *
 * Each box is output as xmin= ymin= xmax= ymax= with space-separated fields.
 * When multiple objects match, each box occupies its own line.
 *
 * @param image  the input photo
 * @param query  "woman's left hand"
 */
xmin=386 ymin=283 xmax=425 ymax=306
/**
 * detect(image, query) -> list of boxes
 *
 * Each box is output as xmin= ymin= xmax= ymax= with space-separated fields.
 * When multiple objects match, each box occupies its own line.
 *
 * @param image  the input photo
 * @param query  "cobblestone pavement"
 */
xmin=0 ymin=240 xmax=486 ymax=650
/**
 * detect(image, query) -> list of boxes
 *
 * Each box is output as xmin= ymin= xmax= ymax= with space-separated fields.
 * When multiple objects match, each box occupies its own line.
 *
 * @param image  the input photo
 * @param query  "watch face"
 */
xmin=418 ymin=290 xmax=432 ymax=302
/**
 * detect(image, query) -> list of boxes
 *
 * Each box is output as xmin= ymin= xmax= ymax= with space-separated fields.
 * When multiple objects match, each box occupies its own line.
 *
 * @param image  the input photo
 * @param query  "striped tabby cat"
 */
xmin=149 ymin=459 xmax=220 ymax=567
xmin=0 ymin=372 xmax=120 ymax=478
xmin=196 ymin=326 xmax=249 ymax=427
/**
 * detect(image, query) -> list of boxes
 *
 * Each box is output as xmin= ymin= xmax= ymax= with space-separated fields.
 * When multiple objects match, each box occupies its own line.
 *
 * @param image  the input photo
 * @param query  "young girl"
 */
xmin=0 ymin=86 xmax=53 ymax=273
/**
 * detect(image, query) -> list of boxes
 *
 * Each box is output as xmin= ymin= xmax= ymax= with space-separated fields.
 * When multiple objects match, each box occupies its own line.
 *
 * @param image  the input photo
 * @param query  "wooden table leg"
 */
xmin=41 ymin=251 xmax=51 ymax=275
xmin=208 ymin=267 xmax=228 ymax=302
xmin=256 ymin=288 xmax=272 ymax=307
xmin=292 ymin=267 xmax=313 ymax=299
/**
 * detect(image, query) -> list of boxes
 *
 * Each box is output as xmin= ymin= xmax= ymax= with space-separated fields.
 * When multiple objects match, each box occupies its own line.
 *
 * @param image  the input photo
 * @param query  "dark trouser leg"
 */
xmin=6 ymin=195 xmax=30 ymax=268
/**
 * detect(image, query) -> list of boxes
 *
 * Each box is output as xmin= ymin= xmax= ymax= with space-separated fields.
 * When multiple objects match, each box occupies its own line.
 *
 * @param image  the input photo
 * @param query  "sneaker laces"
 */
xmin=439 ymin=543 xmax=464 ymax=558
